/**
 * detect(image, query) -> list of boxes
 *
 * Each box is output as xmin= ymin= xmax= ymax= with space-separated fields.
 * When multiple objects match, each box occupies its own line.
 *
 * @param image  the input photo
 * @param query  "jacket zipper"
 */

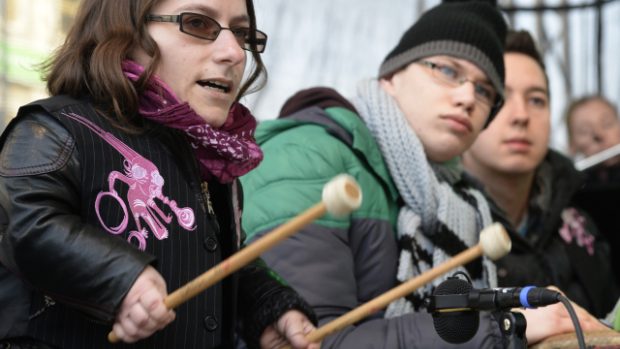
xmin=201 ymin=181 xmax=215 ymax=217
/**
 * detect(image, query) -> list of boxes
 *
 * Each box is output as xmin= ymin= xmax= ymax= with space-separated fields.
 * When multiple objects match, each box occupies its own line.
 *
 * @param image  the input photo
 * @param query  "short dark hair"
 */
xmin=504 ymin=29 xmax=549 ymax=95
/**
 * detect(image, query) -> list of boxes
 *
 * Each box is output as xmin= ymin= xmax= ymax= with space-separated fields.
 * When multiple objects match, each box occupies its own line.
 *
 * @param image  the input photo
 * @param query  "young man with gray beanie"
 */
xmin=240 ymin=1 xmax=583 ymax=348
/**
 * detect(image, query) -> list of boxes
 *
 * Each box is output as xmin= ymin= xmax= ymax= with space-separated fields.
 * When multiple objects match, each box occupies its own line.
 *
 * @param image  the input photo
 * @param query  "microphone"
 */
xmin=430 ymin=284 xmax=561 ymax=312
xmin=428 ymin=276 xmax=561 ymax=344
xmin=429 ymin=276 xmax=480 ymax=344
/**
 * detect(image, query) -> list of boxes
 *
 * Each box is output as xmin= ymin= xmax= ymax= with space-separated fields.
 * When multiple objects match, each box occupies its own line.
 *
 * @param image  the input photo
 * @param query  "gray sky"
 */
xmin=245 ymin=0 xmax=620 ymax=154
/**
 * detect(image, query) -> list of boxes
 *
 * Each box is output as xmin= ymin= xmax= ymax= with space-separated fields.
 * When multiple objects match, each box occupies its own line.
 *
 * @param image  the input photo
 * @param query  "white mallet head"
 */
xmin=479 ymin=223 xmax=512 ymax=260
xmin=322 ymin=174 xmax=362 ymax=217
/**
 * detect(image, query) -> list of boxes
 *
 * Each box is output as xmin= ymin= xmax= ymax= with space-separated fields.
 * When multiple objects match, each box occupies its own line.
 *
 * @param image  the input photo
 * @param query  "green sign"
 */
xmin=0 ymin=40 xmax=50 ymax=85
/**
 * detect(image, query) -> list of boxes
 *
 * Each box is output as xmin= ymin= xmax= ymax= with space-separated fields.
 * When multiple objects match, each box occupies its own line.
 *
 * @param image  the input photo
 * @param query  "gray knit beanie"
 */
xmin=379 ymin=1 xmax=507 ymax=120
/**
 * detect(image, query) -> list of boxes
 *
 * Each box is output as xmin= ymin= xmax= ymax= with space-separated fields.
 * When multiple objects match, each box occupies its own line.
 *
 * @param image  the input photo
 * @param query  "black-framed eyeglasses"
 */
xmin=146 ymin=12 xmax=268 ymax=53
xmin=417 ymin=60 xmax=499 ymax=109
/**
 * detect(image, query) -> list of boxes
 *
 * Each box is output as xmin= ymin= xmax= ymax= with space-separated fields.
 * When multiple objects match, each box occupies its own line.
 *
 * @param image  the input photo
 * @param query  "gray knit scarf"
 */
xmin=352 ymin=79 xmax=497 ymax=317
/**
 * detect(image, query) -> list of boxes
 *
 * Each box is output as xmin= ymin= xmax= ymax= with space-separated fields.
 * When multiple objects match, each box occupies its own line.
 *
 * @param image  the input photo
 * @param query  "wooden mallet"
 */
xmin=108 ymin=174 xmax=362 ymax=343
xmin=282 ymin=223 xmax=511 ymax=348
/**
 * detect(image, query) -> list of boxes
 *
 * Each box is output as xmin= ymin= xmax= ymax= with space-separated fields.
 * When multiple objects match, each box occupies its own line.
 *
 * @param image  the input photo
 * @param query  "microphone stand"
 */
xmin=496 ymin=311 xmax=527 ymax=349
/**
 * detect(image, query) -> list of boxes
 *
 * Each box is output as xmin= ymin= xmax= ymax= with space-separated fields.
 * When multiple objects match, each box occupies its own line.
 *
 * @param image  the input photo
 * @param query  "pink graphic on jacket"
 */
xmin=559 ymin=208 xmax=595 ymax=256
xmin=63 ymin=112 xmax=196 ymax=250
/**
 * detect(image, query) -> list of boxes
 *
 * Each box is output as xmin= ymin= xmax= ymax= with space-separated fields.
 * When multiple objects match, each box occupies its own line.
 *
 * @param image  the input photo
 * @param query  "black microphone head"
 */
xmin=432 ymin=277 xmax=480 ymax=344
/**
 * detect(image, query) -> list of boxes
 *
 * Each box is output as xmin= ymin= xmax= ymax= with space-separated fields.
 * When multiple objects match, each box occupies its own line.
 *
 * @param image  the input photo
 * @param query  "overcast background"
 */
xmin=242 ymin=0 xmax=620 ymax=154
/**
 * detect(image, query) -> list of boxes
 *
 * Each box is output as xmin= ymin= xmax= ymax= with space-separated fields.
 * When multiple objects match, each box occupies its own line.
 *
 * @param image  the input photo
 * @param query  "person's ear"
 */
xmin=379 ymin=77 xmax=396 ymax=97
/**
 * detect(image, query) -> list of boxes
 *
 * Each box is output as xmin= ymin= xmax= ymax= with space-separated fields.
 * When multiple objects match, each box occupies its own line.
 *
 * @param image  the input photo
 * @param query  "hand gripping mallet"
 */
xmin=283 ymin=223 xmax=511 ymax=348
xmin=108 ymin=174 xmax=362 ymax=343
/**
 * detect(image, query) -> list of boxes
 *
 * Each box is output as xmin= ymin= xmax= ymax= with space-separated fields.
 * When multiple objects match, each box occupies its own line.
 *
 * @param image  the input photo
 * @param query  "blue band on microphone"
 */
xmin=519 ymin=286 xmax=535 ymax=308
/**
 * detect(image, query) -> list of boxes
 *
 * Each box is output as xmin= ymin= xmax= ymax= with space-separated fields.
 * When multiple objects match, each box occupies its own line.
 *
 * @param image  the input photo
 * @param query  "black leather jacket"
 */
xmin=0 ymin=102 xmax=315 ymax=349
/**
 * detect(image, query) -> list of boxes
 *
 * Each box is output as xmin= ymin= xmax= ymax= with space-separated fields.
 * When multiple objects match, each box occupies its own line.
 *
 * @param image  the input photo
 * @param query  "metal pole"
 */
xmin=0 ymin=0 xmax=8 ymax=127
xmin=561 ymin=0 xmax=573 ymax=97
xmin=594 ymin=0 xmax=603 ymax=93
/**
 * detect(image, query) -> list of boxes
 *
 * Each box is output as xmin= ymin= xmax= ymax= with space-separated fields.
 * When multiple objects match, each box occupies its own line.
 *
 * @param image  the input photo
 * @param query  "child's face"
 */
xmin=380 ymin=55 xmax=494 ymax=162
xmin=569 ymin=99 xmax=620 ymax=160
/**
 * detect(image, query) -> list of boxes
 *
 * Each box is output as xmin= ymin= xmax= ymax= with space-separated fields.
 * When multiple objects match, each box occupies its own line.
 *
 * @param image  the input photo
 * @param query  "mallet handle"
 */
xmin=281 ymin=244 xmax=484 ymax=349
xmin=109 ymin=202 xmax=327 ymax=343
xmin=167 ymin=202 xmax=327 ymax=308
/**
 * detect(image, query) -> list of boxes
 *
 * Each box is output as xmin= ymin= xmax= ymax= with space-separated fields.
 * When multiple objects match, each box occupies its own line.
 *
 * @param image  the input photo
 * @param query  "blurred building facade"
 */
xmin=0 ymin=0 xmax=78 ymax=128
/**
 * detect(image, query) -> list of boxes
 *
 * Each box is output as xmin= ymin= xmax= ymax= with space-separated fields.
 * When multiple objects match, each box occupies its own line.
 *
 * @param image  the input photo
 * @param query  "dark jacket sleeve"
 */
xmin=0 ymin=111 xmax=154 ymax=324
xmin=236 ymin=258 xmax=318 ymax=349
xmin=565 ymin=208 xmax=620 ymax=318
xmin=232 ymin=180 xmax=317 ymax=349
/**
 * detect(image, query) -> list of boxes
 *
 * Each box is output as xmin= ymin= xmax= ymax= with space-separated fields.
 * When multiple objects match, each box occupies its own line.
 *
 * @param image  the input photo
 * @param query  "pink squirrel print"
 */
xmin=63 ymin=112 xmax=196 ymax=250
xmin=559 ymin=208 xmax=595 ymax=256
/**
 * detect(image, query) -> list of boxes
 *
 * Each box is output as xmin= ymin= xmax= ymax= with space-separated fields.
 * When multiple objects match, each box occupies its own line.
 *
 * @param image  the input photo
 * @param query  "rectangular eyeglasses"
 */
xmin=417 ymin=60 xmax=499 ymax=110
xmin=146 ymin=12 xmax=268 ymax=53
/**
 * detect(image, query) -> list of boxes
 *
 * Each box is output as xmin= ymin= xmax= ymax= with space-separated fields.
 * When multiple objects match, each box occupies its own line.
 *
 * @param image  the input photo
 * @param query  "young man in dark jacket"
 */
xmin=462 ymin=30 xmax=618 ymax=322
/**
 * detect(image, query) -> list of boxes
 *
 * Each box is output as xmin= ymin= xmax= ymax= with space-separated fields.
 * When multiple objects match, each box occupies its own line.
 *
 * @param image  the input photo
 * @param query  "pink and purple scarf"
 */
xmin=122 ymin=59 xmax=263 ymax=183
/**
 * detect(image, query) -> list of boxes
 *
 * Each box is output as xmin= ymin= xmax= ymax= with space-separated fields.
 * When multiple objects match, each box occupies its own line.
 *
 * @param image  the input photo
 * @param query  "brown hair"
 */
xmin=42 ymin=0 xmax=266 ymax=130
xmin=504 ymin=29 xmax=549 ymax=95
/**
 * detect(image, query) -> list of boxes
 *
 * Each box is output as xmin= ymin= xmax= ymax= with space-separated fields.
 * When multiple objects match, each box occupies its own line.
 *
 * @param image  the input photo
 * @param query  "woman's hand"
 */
xmin=259 ymin=309 xmax=320 ymax=349
xmin=112 ymin=266 xmax=176 ymax=343
xmin=518 ymin=287 xmax=609 ymax=344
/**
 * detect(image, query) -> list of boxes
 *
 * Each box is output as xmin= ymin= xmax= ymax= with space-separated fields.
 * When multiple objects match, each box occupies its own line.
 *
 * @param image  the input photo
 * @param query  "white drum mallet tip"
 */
xmin=479 ymin=223 xmax=512 ymax=260
xmin=322 ymin=174 xmax=362 ymax=217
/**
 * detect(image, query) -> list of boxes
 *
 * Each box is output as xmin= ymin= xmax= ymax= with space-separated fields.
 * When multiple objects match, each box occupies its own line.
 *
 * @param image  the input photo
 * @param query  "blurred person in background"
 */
xmin=566 ymin=95 xmax=620 ymax=184
xmin=567 ymin=96 xmax=620 ymax=314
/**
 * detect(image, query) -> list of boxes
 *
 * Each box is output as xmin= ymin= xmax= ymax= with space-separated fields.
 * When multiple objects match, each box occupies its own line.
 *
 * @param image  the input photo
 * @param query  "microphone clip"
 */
xmin=496 ymin=311 xmax=528 ymax=349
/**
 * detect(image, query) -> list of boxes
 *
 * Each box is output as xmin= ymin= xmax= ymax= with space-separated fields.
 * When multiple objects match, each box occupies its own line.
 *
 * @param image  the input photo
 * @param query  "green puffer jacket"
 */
xmin=243 ymin=105 xmax=399 ymax=237
xmin=240 ymin=91 xmax=504 ymax=349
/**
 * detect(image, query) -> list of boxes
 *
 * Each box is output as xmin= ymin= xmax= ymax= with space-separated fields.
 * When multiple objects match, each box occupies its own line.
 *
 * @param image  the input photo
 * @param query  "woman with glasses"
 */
xmin=0 ymin=0 xmax=318 ymax=348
